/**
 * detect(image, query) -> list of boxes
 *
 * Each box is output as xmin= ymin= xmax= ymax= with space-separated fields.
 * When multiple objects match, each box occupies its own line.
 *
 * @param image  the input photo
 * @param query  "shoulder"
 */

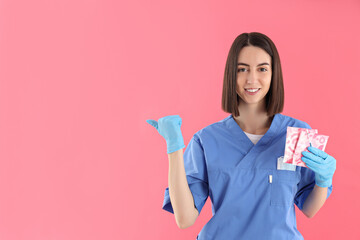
xmin=279 ymin=113 xmax=312 ymax=129
xmin=192 ymin=115 xmax=233 ymax=142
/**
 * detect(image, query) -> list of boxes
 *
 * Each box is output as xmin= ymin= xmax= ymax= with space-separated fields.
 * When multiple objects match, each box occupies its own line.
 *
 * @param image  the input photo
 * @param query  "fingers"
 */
xmin=307 ymin=146 xmax=328 ymax=160
xmin=301 ymin=156 xmax=322 ymax=170
xmin=146 ymin=119 xmax=158 ymax=130
xmin=302 ymin=154 xmax=333 ymax=170
xmin=147 ymin=115 xmax=182 ymax=131
xmin=302 ymin=150 xmax=324 ymax=164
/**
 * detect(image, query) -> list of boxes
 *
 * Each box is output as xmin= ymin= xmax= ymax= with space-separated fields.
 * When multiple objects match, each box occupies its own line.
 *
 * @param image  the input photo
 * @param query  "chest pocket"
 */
xmin=270 ymin=170 xmax=299 ymax=207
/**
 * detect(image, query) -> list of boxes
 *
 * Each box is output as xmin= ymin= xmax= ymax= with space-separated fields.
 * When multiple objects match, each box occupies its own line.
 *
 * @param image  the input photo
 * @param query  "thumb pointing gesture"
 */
xmin=146 ymin=115 xmax=185 ymax=154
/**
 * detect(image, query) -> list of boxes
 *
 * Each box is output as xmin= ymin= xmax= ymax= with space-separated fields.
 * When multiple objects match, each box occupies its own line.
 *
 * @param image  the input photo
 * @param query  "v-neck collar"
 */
xmin=227 ymin=113 xmax=282 ymax=149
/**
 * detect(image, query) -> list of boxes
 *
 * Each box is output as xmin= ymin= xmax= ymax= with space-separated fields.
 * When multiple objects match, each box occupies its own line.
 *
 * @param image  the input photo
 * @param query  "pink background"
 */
xmin=0 ymin=0 xmax=359 ymax=239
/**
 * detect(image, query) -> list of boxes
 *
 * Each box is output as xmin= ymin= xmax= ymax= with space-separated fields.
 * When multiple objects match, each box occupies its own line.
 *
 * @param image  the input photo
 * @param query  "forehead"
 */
xmin=237 ymin=46 xmax=271 ymax=64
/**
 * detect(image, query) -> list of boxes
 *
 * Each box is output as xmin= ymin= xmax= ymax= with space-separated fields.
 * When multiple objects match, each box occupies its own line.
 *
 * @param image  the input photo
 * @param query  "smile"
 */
xmin=245 ymin=88 xmax=260 ymax=93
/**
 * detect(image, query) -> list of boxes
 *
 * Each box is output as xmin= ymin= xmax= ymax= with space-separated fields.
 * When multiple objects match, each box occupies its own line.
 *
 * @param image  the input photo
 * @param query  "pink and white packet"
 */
xmin=283 ymin=126 xmax=329 ymax=168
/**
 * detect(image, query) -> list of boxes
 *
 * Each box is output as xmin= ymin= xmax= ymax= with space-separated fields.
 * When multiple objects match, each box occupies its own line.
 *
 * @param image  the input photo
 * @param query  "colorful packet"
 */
xmin=292 ymin=129 xmax=318 ymax=167
xmin=291 ymin=132 xmax=329 ymax=167
xmin=283 ymin=127 xmax=318 ymax=164
xmin=283 ymin=126 xmax=329 ymax=168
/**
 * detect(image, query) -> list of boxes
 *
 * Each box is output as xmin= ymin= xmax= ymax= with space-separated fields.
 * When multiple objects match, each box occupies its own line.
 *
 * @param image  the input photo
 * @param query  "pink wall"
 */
xmin=0 ymin=0 xmax=358 ymax=239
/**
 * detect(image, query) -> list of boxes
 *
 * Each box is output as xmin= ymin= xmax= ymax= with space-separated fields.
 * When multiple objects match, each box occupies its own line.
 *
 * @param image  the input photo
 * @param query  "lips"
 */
xmin=244 ymin=88 xmax=261 ymax=95
xmin=245 ymin=88 xmax=260 ymax=92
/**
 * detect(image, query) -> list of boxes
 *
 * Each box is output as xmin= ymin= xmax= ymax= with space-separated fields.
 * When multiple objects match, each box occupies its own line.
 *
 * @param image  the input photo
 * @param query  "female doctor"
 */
xmin=146 ymin=32 xmax=336 ymax=240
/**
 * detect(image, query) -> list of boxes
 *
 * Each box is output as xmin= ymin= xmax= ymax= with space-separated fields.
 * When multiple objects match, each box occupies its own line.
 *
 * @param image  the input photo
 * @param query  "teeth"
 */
xmin=245 ymin=88 xmax=260 ymax=92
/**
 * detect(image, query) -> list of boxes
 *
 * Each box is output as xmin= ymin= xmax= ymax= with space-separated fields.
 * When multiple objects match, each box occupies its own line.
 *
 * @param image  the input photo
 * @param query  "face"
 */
xmin=236 ymin=46 xmax=272 ymax=108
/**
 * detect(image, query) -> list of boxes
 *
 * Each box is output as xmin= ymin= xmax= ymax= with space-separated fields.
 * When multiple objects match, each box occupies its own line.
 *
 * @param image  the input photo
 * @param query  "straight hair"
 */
xmin=221 ymin=32 xmax=284 ymax=117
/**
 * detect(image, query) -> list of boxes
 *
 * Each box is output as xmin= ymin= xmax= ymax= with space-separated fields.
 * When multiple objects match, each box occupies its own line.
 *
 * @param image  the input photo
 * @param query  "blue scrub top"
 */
xmin=162 ymin=113 xmax=333 ymax=239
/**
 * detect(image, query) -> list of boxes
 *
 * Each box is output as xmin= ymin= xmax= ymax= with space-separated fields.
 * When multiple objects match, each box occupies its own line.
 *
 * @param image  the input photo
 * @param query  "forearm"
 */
xmin=168 ymin=149 xmax=198 ymax=228
xmin=302 ymin=184 xmax=328 ymax=218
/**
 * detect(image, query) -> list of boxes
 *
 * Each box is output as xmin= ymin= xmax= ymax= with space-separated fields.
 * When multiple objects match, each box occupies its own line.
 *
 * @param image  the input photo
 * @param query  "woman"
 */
xmin=146 ymin=32 xmax=336 ymax=239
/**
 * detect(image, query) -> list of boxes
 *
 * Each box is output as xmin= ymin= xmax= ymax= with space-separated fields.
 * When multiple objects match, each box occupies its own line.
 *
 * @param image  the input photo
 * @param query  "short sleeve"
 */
xmin=294 ymin=167 xmax=333 ymax=210
xmin=162 ymin=134 xmax=209 ymax=215
xmin=294 ymin=121 xmax=333 ymax=210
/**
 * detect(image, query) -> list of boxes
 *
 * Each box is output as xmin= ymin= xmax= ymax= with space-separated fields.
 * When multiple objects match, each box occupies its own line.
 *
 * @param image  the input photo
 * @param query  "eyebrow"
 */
xmin=237 ymin=62 xmax=270 ymax=67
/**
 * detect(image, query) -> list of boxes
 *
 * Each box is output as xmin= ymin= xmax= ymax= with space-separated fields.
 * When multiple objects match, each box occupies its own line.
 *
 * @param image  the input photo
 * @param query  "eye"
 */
xmin=237 ymin=68 xmax=268 ymax=72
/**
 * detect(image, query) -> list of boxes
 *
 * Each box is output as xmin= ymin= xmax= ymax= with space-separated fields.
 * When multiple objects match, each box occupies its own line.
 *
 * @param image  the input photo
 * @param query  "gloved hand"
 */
xmin=146 ymin=115 xmax=186 ymax=154
xmin=301 ymin=146 xmax=336 ymax=188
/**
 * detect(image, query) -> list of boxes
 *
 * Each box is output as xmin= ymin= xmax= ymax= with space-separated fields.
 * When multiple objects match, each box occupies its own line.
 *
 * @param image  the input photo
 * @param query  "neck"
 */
xmin=233 ymin=100 xmax=272 ymax=135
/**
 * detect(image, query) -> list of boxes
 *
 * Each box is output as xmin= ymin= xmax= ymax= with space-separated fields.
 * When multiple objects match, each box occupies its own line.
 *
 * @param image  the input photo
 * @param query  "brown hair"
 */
xmin=221 ymin=32 xmax=284 ymax=117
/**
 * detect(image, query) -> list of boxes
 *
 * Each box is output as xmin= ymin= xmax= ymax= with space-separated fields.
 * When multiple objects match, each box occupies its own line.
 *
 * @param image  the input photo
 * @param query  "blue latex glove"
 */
xmin=301 ymin=146 xmax=336 ymax=188
xmin=146 ymin=115 xmax=186 ymax=154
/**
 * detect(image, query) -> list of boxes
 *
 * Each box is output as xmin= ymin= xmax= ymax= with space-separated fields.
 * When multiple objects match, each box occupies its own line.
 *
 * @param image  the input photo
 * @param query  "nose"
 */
xmin=246 ymin=70 xmax=259 ymax=84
